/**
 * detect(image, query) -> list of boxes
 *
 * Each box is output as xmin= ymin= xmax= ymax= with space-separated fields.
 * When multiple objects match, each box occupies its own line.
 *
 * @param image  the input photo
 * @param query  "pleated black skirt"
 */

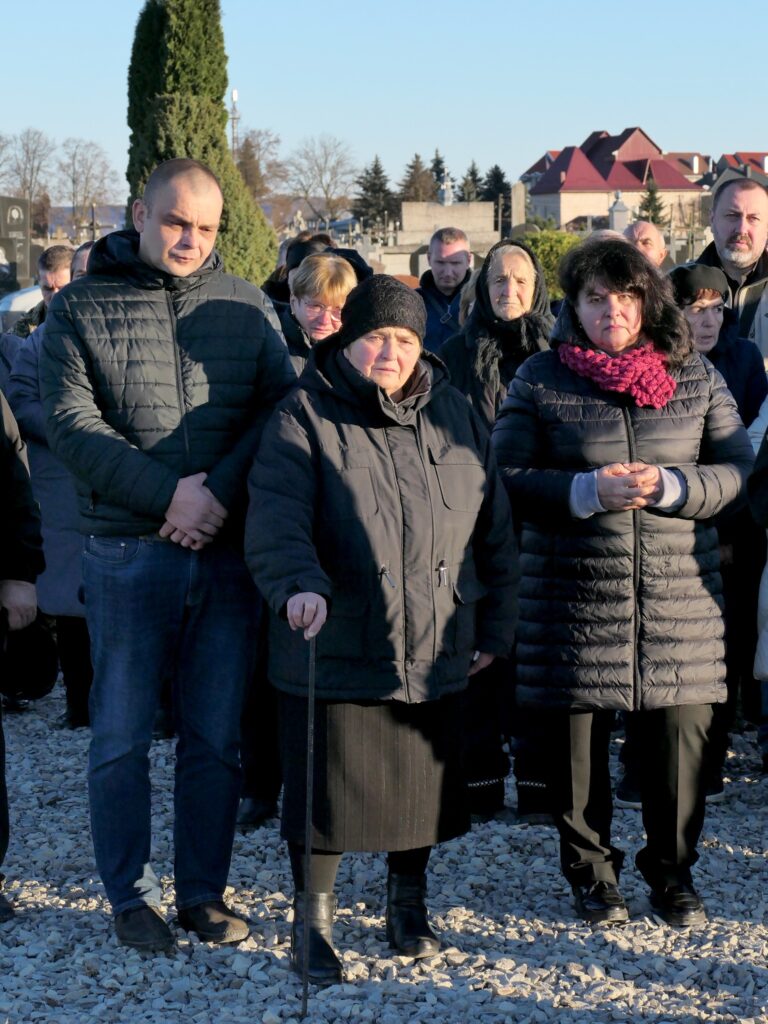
xmin=278 ymin=691 xmax=470 ymax=851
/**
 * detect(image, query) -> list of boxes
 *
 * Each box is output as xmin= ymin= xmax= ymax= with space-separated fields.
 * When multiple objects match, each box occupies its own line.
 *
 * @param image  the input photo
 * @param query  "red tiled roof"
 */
xmin=529 ymin=128 xmax=703 ymax=195
xmin=521 ymin=151 xmax=561 ymax=177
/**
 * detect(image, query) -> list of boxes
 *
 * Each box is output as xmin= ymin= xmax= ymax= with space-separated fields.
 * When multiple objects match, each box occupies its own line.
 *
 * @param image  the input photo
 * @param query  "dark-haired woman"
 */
xmin=493 ymin=239 xmax=754 ymax=927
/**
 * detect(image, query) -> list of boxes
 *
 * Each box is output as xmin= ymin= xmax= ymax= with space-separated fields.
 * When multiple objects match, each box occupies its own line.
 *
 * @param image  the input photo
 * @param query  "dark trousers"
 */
xmin=240 ymin=606 xmax=281 ymax=803
xmin=546 ymin=705 xmax=713 ymax=890
xmin=0 ymin=706 xmax=7 ymax=872
xmin=55 ymin=615 xmax=93 ymax=716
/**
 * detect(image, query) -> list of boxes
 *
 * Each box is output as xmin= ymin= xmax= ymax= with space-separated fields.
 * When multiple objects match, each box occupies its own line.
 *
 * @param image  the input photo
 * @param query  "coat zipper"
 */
xmin=167 ymin=292 xmax=191 ymax=463
xmin=622 ymin=406 xmax=641 ymax=711
xmin=383 ymin=429 xmax=410 ymax=700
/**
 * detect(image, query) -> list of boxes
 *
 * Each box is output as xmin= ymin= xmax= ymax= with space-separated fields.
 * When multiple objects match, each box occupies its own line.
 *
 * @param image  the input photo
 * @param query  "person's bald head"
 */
xmin=132 ymin=159 xmax=223 ymax=277
xmin=624 ymin=220 xmax=667 ymax=268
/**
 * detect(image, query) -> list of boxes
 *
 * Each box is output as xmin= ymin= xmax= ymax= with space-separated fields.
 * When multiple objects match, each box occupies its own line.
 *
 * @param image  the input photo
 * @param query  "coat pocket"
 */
xmin=318 ymin=591 xmax=369 ymax=659
xmin=429 ymin=445 xmax=486 ymax=512
xmin=319 ymin=450 xmax=379 ymax=520
xmin=452 ymin=575 xmax=490 ymax=654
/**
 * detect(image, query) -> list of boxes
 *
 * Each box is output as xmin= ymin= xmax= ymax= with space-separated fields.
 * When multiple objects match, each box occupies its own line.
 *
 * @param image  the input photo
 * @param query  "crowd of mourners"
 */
xmin=1 ymin=157 xmax=767 ymax=986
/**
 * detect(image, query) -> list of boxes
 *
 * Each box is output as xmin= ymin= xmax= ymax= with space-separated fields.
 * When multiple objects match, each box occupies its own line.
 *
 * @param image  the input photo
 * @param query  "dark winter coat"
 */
xmin=492 ymin=347 xmax=754 ymax=713
xmin=7 ymin=323 xmax=83 ymax=616
xmin=39 ymin=230 xmax=296 ymax=539
xmin=246 ymin=342 xmax=518 ymax=703
xmin=704 ymin=310 xmax=767 ymax=428
xmin=440 ymin=240 xmax=553 ymax=432
xmin=276 ymin=303 xmax=313 ymax=376
xmin=417 ymin=269 xmax=470 ymax=353
xmin=0 ymin=390 xmax=44 ymax=585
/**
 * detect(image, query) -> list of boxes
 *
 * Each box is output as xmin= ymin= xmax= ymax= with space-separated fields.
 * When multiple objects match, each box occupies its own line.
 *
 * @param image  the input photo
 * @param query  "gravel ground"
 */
xmin=1 ymin=689 xmax=766 ymax=1024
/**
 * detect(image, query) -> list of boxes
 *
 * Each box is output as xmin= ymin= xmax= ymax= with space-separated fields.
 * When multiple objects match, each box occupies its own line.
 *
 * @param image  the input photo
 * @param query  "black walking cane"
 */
xmin=300 ymin=634 xmax=317 ymax=1020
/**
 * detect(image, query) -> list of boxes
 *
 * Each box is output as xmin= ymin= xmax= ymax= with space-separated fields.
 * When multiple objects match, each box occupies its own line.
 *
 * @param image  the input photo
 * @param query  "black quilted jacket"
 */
xmin=39 ymin=230 xmax=295 ymax=538
xmin=492 ymin=348 xmax=755 ymax=712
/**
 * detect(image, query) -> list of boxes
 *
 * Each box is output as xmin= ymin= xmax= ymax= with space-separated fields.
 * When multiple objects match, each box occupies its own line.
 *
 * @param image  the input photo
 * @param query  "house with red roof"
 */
xmin=714 ymin=152 xmax=768 ymax=187
xmin=525 ymin=128 xmax=705 ymax=231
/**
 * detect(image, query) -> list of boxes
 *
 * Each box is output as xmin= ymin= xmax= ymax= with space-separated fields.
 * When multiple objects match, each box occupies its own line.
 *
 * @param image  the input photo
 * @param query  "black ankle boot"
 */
xmin=386 ymin=873 xmax=440 ymax=958
xmin=290 ymin=892 xmax=342 ymax=986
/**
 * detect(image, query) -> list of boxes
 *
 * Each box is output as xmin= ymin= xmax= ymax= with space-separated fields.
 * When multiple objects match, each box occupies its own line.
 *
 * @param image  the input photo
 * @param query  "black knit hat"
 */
xmin=285 ymin=239 xmax=328 ymax=273
xmin=668 ymin=263 xmax=728 ymax=306
xmin=336 ymin=274 xmax=427 ymax=348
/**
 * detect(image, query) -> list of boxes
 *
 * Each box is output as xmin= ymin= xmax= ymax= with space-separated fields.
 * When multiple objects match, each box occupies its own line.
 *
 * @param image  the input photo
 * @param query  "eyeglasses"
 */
xmin=302 ymin=299 xmax=343 ymax=322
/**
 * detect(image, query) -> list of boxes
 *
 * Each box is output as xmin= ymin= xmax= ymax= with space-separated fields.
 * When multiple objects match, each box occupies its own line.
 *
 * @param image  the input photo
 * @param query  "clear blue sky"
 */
xmin=6 ymin=0 xmax=767 ymax=201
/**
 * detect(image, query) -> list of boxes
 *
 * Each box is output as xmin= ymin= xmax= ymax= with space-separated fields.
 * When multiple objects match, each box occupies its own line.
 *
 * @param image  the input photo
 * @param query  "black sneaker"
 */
xmin=177 ymin=900 xmax=249 ymax=944
xmin=114 ymin=905 xmax=174 ymax=952
xmin=649 ymin=883 xmax=706 ymax=928
xmin=0 ymin=891 xmax=15 ymax=923
xmin=705 ymin=778 xmax=725 ymax=804
xmin=572 ymin=881 xmax=629 ymax=925
xmin=615 ymin=779 xmax=642 ymax=809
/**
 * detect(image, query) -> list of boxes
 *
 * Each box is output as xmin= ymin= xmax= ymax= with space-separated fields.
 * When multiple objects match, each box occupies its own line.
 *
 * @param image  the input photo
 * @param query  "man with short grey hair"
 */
xmin=417 ymin=227 xmax=473 ymax=352
xmin=623 ymin=220 xmax=667 ymax=268
xmin=697 ymin=177 xmax=768 ymax=360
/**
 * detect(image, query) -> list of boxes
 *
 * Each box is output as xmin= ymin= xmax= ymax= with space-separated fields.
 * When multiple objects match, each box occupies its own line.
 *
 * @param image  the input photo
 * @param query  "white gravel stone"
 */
xmin=0 ymin=690 xmax=765 ymax=1022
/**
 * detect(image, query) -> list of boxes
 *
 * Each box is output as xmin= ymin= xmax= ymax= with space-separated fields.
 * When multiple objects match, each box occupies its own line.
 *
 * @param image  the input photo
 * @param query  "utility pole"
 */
xmin=229 ymin=88 xmax=241 ymax=161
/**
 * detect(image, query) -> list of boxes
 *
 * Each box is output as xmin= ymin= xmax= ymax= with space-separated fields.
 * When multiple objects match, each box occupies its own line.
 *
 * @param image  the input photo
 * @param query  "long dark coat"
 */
xmin=245 ymin=341 xmax=518 ymax=703
xmin=492 ymin=347 xmax=754 ymax=713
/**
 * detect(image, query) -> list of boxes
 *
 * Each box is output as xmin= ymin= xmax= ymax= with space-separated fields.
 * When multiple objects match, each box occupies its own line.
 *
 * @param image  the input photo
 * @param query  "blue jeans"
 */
xmin=759 ymin=681 xmax=768 ymax=757
xmin=83 ymin=535 xmax=259 ymax=915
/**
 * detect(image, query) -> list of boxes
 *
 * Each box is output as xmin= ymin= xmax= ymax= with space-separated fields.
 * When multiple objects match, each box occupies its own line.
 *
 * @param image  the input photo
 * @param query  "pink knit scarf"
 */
xmin=558 ymin=341 xmax=676 ymax=409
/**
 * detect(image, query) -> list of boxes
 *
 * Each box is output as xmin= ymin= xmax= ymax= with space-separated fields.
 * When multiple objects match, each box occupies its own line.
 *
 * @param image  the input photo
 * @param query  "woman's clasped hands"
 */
xmin=596 ymin=461 xmax=663 ymax=511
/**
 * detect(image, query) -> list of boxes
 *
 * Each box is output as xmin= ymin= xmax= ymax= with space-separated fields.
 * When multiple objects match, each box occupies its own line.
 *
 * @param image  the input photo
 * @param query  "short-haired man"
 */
xmin=698 ymin=178 xmax=768 ymax=361
xmin=417 ymin=227 xmax=472 ymax=352
xmin=0 ymin=246 xmax=74 ymax=390
xmin=40 ymin=158 xmax=296 ymax=952
xmin=623 ymin=220 xmax=667 ymax=268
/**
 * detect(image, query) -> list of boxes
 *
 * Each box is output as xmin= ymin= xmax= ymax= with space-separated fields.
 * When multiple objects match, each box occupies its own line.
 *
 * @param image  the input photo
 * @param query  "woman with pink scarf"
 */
xmin=492 ymin=238 xmax=754 ymax=929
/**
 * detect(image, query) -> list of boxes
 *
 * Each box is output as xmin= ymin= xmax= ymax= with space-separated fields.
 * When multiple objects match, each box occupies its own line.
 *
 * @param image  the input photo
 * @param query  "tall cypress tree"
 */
xmin=126 ymin=0 xmax=276 ymax=282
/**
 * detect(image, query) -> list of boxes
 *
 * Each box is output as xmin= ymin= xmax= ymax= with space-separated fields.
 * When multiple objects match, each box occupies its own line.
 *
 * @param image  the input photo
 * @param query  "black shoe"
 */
xmin=236 ymin=796 xmax=278 ymax=829
xmin=114 ymin=905 xmax=174 ymax=952
xmin=468 ymin=779 xmax=505 ymax=821
xmin=56 ymin=707 xmax=90 ymax=730
xmin=386 ymin=873 xmax=441 ymax=958
xmin=649 ymin=883 xmax=706 ymax=928
xmin=152 ymin=706 xmax=175 ymax=740
xmin=0 ymin=877 xmax=15 ymax=924
xmin=1 ymin=693 xmax=29 ymax=714
xmin=177 ymin=900 xmax=249 ymax=944
xmin=705 ymin=778 xmax=725 ymax=804
xmin=572 ymin=881 xmax=629 ymax=925
xmin=515 ymin=779 xmax=554 ymax=825
xmin=291 ymin=892 xmax=342 ymax=987
xmin=615 ymin=779 xmax=642 ymax=809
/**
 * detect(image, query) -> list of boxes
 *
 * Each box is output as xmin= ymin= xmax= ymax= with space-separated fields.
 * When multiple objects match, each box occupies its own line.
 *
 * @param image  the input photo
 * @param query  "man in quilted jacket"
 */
xmin=40 ymin=158 xmax=295 ymax=952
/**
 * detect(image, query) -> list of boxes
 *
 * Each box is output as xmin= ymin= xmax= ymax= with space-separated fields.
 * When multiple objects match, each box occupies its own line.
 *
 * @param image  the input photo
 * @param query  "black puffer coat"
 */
xmin=440 ymin=239 xmax=553 ymax=431
xmin=39 ymin=230 xmax=295 ymax=538
xmin=276 ymin=303 xmax=313 ymax=376
xmin=246 ymin=341 xmax=518 ymax=703
xmin=492 ymin=347 xmax=754 ymax=712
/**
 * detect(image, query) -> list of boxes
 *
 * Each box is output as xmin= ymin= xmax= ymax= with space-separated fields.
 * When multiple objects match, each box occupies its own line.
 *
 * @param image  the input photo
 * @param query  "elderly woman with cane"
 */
xmin=246 ymin=275 xmax=517 ymax=985
xmin=493 ymin=238 xmax=753 ymax=928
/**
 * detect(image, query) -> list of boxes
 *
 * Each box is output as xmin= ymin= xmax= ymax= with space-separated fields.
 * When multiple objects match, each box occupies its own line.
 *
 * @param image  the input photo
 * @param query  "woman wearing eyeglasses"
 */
xmin=279 ymin=254 xmax=358 ymax=374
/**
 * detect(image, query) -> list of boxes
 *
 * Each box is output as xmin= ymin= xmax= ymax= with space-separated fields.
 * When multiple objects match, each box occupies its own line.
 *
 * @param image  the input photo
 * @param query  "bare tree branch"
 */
xmin=286 ymin=134 xmax=356 ymax=223
xmin=56 ymin=138 xmax=121 ymax=230
xmin=5 ymin=128 xmax=56 ymax=202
